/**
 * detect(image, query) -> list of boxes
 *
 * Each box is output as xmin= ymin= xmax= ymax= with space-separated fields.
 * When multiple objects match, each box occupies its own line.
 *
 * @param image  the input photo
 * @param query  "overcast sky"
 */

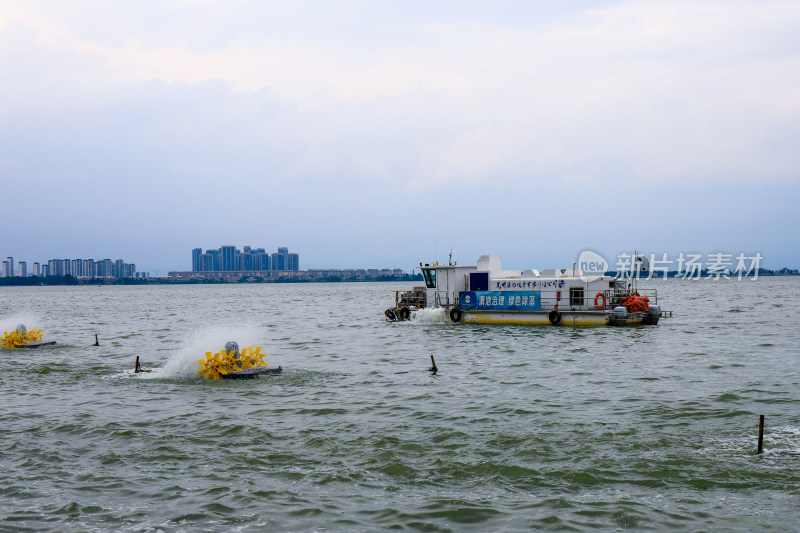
xmin=1 ymin=0 xmax=798 ymax=274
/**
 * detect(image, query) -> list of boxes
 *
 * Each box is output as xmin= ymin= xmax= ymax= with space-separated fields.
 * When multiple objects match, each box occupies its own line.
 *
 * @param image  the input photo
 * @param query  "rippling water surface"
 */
xmin=1 ymin=278 xmax=799 ymax=531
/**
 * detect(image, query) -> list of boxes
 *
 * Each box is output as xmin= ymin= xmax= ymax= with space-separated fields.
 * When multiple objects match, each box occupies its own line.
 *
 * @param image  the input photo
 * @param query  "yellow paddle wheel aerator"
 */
xmin=1 ymin=325 xmax=49 ymax=349
xmin=198 ymin=342 xmax=279 ymax=380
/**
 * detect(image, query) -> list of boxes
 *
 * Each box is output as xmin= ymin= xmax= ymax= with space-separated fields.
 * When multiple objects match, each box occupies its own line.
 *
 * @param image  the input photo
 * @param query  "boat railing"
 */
xmin=536 ymin=288 xmax=658 ymax=311
xmin=434 ymin=290 xmax=453 ymax=308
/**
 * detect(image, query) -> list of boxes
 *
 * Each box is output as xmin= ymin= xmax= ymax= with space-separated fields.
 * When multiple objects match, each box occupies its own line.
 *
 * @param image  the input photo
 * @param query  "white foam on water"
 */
xmin=411 ymin=308 xmax=447 ymax=324
xmin=701 ymin=425 xmax=800 ymax=457
xmin=140 ymin=323 xmax=266 ymax=380
xmin=763 ymin=425 xmax=800 ymax=455
xmin=0 ymin=313 xmax=43 ymax=336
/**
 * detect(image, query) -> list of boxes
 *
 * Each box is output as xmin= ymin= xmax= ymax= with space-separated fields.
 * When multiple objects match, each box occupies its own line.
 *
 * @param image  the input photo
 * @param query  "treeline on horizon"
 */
xmin=0 ymin=274 xmax=425 ymax=286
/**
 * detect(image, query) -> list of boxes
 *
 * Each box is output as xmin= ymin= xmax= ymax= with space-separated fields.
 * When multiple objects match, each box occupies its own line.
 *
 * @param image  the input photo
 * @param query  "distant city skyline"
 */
xmin=0 ymin=246 xmax=411 ymax=280
xmin=170 ymin=244 xmax=410 ymax=281
xmin=191 ymin=245 xmax=299 ymax=273
xmin=1 ymin=255 xmax=143 ymax=279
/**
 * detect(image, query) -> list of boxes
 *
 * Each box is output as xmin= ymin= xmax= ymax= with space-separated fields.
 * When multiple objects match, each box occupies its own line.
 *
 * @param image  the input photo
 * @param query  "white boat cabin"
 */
xmin=420 ymin=255 xmax=627 ymax=312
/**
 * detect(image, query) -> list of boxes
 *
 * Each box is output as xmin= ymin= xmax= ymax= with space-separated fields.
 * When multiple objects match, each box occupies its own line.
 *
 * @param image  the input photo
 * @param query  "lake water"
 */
xmin=1 ymin=278 xmax=799 ymax=531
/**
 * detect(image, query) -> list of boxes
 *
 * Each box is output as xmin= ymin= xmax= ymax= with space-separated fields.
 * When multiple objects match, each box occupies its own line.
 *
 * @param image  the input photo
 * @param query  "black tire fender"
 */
xmin=449 ymin=308 xmax=462 ymax=322
xmin=548 ymin=310 xmax=562 ymax=325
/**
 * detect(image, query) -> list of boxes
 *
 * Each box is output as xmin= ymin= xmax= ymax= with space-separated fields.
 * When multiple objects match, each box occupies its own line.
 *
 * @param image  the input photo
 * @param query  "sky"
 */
xmin=1 ymin=0 xmax=799 ymax=275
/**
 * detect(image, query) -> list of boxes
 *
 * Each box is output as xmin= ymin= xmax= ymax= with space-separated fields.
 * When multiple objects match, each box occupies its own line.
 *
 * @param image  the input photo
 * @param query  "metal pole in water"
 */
xmin=429 ymin=355 xmax=438 ymax=373
xmin=93 ymin=334 xmax=99 ymax=346
xmin=757 ymin=414 xmax=765 ymax=454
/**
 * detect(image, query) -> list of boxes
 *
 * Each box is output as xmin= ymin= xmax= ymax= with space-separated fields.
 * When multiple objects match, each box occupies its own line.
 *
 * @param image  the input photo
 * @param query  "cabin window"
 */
xmin=569 ymin=287 xmax=584 ymax=307
xmin=422 ymin=269 xmax=436 ymax=289
xmin=470 ymin=272 xmax=489 ymax=291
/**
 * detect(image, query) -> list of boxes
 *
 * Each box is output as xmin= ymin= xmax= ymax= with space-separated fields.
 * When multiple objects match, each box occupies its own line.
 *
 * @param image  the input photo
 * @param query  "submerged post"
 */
xmin=757 ymin=414 xmax=765 ymax=454
xmin=93 ymin=334 xmax=99 ymax=346
xmin=135 ymin=356 xmax=141 ymax=373
xmin=429 ymin=355 xmax=438 ymax=373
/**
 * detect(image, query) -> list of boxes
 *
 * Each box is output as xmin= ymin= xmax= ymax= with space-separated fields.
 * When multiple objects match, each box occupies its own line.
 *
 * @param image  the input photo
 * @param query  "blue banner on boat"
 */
xmin=459 ymin=291 xmax=541 ymax=311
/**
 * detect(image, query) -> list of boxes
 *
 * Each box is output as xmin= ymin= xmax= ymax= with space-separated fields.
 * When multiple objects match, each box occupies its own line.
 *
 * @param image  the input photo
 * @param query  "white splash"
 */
xmin=411 ymin=308 xmax=447 ymax=324
xmin=0 ymin=313 xmax=42 ymax=335
xmin=140 ymin=323 xmax=266 ymax=380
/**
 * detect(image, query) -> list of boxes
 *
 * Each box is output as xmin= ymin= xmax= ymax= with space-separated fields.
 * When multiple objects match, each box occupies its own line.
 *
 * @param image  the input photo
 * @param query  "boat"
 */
xmin=386 ymin=254 xmax=671 ymax=326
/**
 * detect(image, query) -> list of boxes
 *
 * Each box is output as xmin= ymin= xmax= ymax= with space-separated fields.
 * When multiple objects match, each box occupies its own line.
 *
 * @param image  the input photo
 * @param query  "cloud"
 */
xmin=1 ymin=1 xmax=799 ymax=269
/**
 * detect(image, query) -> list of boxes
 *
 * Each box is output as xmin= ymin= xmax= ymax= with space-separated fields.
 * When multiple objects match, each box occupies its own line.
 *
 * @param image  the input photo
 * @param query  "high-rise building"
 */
xmin=208 ymin=250 xmax=222 ymax=272
xmin=241 ymin=252 xmax=253 ymax=271
xmin=272 ymin=247 xmax=289 ymax=271
xmin=288 ymin=253 xmax=299 ymax=272
xmin=192 ymin=248 xmax=203 ymax=272
xmin=271 ymin=252 xmax=283 ymax=270
xmin=1 ymin=261 xmax=9 ymax=277
xmin=19 ymin=261 xmax=27 ymax=277
xmin=7 ymin=257 xmax=13 ymax=276
xmin=48 ymin=259 xmax=64 ymax=276
xmin=201 ymin=254 xmax=213 ymax=271
xmin=33 ymin=262 xmax=40 ymax=276
xmin=254 ymin=252 xmax=270 ymax=271
xmin=221 ymin=245 xmax=236 ymax=271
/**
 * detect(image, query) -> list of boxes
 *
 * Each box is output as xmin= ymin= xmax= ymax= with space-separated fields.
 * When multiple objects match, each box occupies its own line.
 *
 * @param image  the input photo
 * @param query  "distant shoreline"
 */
xmin=1 ymin=270 xmax=798 ymax=287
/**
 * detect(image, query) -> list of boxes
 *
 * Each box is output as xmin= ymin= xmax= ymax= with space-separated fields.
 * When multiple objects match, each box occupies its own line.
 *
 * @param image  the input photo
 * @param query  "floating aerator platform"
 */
xmin=198 ymin=342 xmax=281 ymax=380
xmin=2 ymin=325 xmax=56 ymax=349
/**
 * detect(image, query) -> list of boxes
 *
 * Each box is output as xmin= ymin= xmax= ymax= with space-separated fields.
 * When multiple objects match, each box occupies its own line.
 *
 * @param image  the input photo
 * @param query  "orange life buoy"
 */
xmin=594 ymin=292 xmax=606 ymax=310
